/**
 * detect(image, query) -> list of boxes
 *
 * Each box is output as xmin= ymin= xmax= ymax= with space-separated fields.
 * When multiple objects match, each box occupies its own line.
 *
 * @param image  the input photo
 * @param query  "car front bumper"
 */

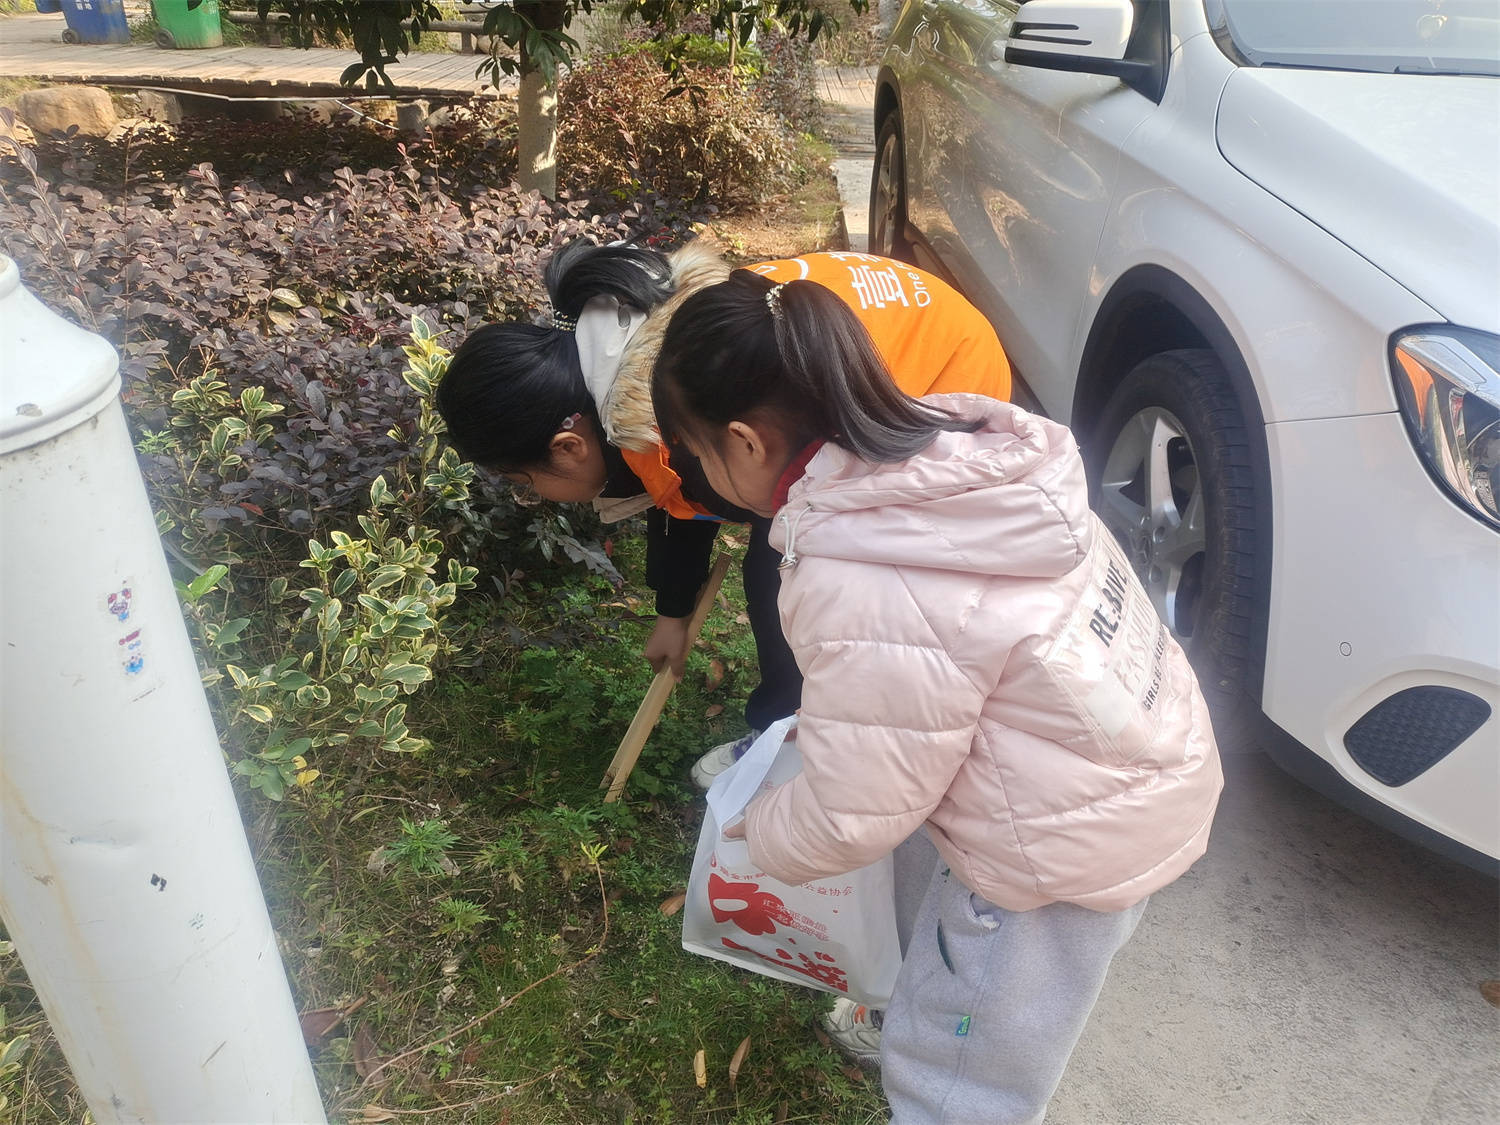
xmin=1263 ymin=410 xmax=1498 ymax=859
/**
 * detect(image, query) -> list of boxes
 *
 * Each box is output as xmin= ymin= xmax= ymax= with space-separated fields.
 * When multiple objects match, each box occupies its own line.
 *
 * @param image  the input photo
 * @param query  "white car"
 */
xmin=871 ymin=0 xmax=1499 ymax=863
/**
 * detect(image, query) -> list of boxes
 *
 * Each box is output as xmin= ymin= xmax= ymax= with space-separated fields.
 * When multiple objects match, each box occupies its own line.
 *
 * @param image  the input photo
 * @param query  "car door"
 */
xmin=903 ymin=0 xmax=1162 ymax=415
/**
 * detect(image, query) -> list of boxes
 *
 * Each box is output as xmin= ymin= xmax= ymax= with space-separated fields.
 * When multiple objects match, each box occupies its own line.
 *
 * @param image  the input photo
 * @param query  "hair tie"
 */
xmin=551 ymin=310 xmax=577 ymax=332
xmin=765 ymin=283 xmax=785 ymax=320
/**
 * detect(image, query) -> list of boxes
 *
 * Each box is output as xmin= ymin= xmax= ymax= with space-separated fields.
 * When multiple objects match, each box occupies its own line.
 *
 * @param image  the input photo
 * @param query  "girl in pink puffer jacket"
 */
xmin=652 ymin=271 xmax=1224 ymax=1125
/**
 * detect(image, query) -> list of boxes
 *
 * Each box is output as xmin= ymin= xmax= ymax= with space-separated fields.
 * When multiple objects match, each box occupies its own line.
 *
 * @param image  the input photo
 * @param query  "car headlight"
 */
xmin=1392 ymin=326 xmax=1500 ymax=530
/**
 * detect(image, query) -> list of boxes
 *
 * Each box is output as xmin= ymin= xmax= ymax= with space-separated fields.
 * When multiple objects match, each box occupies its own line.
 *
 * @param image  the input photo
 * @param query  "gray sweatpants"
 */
xmin=880 ymin=865 xmax=1148 ymax=1125
xmin=892 ymin=826 xmax=942 ymax=955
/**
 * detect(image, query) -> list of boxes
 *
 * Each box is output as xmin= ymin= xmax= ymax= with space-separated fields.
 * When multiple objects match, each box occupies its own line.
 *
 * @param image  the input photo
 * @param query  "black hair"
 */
xmin=651 ymin=270 xmax=980 ymax=464
xmin=544 ymin=239 xmax=674 ymax=321
xmin=435 ymin=240 xmax=677 ymax=471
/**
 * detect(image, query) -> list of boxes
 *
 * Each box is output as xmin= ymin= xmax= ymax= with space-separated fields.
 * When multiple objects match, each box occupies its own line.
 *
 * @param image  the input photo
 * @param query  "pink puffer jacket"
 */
xmin=744 ymin=395 xmax=1223 ymax=912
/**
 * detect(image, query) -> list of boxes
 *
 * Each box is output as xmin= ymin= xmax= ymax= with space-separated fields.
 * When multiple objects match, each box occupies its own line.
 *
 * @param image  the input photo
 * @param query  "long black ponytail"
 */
xmin=436 ymin=241 xmax=677 ymax=470
xmin=651 ymin=269 xmax=979 ymax=463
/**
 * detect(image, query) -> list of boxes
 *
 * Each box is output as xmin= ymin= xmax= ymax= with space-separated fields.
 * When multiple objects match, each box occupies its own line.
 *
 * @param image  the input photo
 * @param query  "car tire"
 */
xmin=1088 ymin=349 xmax=1267 ymax=750
xmin=870 ymin=110 xmax=914 ymax=262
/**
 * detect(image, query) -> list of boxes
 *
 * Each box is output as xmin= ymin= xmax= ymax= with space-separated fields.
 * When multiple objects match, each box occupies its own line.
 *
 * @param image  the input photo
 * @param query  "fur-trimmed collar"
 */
xmin=600 ymin=240 xmax=731 ymax=453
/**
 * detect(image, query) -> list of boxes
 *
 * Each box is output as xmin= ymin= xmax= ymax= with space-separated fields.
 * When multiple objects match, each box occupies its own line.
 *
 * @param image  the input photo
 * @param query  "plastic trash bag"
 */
xmin=682 ymin=716 xmax=903 ymax=1007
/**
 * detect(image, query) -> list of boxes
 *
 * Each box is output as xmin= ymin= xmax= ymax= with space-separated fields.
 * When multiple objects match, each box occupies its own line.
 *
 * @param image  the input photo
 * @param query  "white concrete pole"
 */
xmin=0 ymin=256 xmax=326 ymax=1122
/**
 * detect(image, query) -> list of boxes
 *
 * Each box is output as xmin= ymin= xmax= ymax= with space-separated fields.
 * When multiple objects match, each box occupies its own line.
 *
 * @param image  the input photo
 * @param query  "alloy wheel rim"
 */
xmin=873 ymin=135 xmax=901 ymax=257
xmin=1097 ymin=406 xmax=1207 ymax=638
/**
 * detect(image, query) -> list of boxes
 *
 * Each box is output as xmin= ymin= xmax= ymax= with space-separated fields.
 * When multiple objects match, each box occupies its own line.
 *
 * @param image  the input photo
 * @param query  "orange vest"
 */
xmin=749 ymin=253 xmax=1012 ymax=403
xmin=622 ymin=444 xmax=711 ymax=521
xmin=638 ymin=253 xmax=1013 ymax=519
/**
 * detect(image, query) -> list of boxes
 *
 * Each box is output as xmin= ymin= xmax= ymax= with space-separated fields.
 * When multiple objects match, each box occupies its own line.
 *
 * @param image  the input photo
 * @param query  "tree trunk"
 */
xmin=516 ymin=0 xmax=567 ymax=199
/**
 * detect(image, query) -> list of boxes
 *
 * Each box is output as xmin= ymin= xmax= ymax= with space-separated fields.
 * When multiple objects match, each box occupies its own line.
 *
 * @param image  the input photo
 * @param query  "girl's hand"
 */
xmin=644 ymin=615 xmax=691 ymax=678
xmin=722 ymin=819 xmax=747 ymax=840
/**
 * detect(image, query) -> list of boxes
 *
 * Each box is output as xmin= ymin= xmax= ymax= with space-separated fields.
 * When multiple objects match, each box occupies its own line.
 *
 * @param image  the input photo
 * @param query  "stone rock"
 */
xmin=396 ymin=99 xmax=431 ymax=132
xmin=15 ymin=85 xmax=118 ymax=138
xmin=134 ymin=90 xmax=183 ymax=125
xmin=288 ymin=100 xmax=341 ymax=124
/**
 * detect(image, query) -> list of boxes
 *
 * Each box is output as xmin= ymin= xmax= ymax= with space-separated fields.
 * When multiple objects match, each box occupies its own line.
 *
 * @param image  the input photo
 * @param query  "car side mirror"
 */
xmin=1005 ymin=0 xmax=1163 ymax=98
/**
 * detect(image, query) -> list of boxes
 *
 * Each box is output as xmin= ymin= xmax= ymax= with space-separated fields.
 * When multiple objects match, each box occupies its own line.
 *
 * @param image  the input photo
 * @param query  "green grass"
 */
xmin=0 ymin=77 xmax=44 ymax=106
xmin=0 ymin=528 xmax=888 ymax=1123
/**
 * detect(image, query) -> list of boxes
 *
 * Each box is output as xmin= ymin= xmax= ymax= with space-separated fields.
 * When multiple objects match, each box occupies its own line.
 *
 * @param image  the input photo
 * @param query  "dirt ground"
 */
xmin=700 ymin=161 xmax=851 ymax=265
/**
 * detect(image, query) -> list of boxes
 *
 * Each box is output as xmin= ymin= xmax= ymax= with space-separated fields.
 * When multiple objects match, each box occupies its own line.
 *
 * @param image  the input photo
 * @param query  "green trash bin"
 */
xmin=152 ymin=0 xmax=222 ymax=49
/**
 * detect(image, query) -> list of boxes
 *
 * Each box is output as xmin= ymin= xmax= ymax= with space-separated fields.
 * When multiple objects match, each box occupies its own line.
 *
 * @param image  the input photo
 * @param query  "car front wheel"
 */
xmin=870 ymin=110 xmax=913 ymax=262
xmin=1089 ymin=350 xmax=1266 ymax=744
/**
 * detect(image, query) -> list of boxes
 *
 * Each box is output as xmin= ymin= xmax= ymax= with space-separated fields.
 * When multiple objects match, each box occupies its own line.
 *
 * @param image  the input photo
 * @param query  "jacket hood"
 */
xmin=774 ymin=395 xmax=1093 ymax=581
xmin=601 ymin=241 xmax=731 ymax=453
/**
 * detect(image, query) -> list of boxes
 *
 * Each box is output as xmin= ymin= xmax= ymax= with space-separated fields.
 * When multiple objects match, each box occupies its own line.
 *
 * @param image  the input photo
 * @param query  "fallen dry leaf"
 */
xmin=659 ymin=892 xmax=686 ymax=917
xmin=728 ymin=1036 xmax=751 ymax=1089
xmin=705 ymin=659 xmax=725 ymax=691
xmin=734 ymin=612 xmax=750 ymax=626
xmin=841 ymin=1064 xmax=866 ymax=1083
xmin=298 ymin=997 xmax=366 ymax=1047
xmin=705 ymin=704 xmax=724 ymax=719
xmin=352 ymin=1023 xmax=387 ymax=1083
xmin=299 ymin=1007 xmax=344 ymax=1046
xmin=1482 ymin=980 xmax=1500 ymax=1007
xmin=359 ymin=1106 xmax=397 ymax=1123
xmin=694 ymin=1047 xmax=707 ymax=1088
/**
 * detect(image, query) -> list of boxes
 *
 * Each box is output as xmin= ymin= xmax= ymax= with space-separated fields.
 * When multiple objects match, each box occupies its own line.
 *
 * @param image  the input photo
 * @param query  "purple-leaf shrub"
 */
xmin=0 ymin=142 xmax=675 ymax=571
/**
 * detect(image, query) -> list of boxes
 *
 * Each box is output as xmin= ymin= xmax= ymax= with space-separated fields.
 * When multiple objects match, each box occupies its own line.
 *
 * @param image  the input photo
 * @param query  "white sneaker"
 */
xmin=820 ymin=997 xmax=883 ymax=1069
xmin=689 ymin=730 xmax=760 ymax=790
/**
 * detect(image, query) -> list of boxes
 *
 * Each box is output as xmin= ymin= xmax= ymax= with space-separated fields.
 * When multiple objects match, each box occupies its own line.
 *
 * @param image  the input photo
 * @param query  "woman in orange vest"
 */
xmin=436 ymin=239 xmax=1011 ymax=786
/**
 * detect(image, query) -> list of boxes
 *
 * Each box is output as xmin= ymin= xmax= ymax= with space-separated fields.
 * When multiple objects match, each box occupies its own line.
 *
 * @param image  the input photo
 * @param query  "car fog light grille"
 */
xmin=1344 ymin=687 xmax=1491 ymax=787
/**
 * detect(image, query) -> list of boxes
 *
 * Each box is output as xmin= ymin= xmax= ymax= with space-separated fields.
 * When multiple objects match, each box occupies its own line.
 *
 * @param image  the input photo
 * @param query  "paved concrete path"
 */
xmin=0 ymin=10 xmax=511 ymax=99
xmin=1054 ymin=749 xmax=1498 ymax=1124
xmin=816 ymin=65 xmax=878 ymax=252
